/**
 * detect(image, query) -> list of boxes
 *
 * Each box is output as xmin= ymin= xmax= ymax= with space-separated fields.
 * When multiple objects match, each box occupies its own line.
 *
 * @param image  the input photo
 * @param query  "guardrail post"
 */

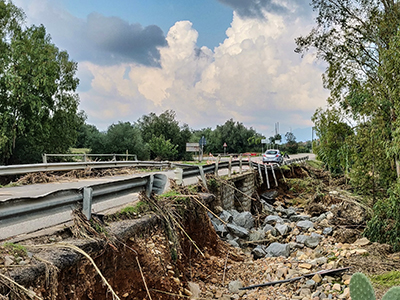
xmin=215 ymin=155 xmax=221 ymax=177
xmin=264 ymin=165 xmax=270 ymax=189
xmin=258 ymin=163 xmax=263 ymax=184
xmin=83 ymin=187 xmax=93 ymax=220
xmin=228 ymin=155 xmax=232 ymax=177
xmin=146 ymin=174 xmax=154 ymax=198
xmin=271 ymin=164 xmax=278 ymax=187
xmin=42 ymin=154 xmax=47 ymax=164
xmin=152 ymin=174 xmax=167 ymax=194
xmin=198 ymin=166 xmax=208 ymax=190
xmin=83 ymin=154 xmax=87 ymax=162
xmin=174 ymin=168 xmax=183 ymax=185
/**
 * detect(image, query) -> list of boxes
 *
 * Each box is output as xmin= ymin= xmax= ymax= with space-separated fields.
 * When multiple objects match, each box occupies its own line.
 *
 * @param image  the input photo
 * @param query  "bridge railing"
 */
xmin=0 ymin=173 xmax=167 ymax=232
xmin=0 ymin=160 xmax=170 ymax=176
xmin=42 ymin=153 xmax=138 ymax=163
xmin=0 ymin=155 xmax=309 ymax=237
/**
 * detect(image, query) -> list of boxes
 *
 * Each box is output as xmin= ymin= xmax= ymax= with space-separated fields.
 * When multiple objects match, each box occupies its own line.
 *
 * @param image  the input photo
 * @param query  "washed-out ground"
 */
xmin=0 ymin=163 xmax=398 ymax=300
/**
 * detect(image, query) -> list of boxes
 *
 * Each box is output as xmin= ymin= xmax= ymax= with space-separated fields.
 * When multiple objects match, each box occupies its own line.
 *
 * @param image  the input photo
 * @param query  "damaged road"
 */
xmin=0 ymin=163 xmax=398 ymax=300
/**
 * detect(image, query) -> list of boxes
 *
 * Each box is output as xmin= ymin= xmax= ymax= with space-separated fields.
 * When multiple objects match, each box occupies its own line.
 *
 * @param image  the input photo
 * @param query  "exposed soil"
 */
xmin=0 ymin=163 xmax=398 ymax=299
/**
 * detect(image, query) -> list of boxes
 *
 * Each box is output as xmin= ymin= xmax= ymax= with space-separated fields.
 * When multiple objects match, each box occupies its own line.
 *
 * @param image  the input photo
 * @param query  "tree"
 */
xmin=296 ymin=0 xmax=400 ymax=248
xmin=296 ymin=0 xmax=400 ymax=178
xmin=138 ymin=110 xmax=191 ymax=160
xmin=0 ymin=1 xmax=81 ymax=164
xmin=284 ymin=132 xmax=298 ymax=154
xmin=149 ymin=135 xmax=178 ymax=161
xmin=312 ymin=107 xmax=354 ymax=175
xmin=90 ymin=122 xmax=149 ymax=160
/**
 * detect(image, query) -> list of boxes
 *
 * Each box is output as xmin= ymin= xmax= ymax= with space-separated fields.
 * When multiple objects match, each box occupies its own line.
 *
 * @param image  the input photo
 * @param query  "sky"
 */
xmin=13 ymin=0 xmax=329 ymax=142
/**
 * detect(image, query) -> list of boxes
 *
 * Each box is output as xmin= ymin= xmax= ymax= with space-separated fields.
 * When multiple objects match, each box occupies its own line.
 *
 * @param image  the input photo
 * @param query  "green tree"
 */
xmin=297 ymin=0 xmax=400 ymax=247
xmin=312 ymin=107 xmax=354 ymax=175
xmin=284 ymin=132 xmax=298 ymax=154
xmin=0 ymin=1 xmax=81 ymax=164
xmin=296 ymin=0 xmax=400 ymax=179
xmin=90 ymin=122 xmax=149 ymax=160
xmin=148 ymin=134 xmax=178 ymax=161
xmin=138 ymin=110 xmax=191 ymax=160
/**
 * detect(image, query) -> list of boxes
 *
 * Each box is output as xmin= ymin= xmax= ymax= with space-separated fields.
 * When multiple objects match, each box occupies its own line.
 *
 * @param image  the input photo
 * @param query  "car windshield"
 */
xmin=266 ymin=150 xmax=278 ymax=155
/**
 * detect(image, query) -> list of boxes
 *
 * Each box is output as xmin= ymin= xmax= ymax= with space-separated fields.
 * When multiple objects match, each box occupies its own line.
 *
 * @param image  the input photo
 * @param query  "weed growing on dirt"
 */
xmin=107 ymin=201 xmax=151 ymax=221
xmin=207 ymin=177 xmax=220 ymax=191
xmin=287 ymin=177 xmax=322 ymax=195
xmin=2 ymin=243 xmax=27 ymax=258
xmin=306 ymin=160 xmax=324 ymax=169
xmin=370 ymin=271 xmax=400 ymax=287
xmin=159 ymin=190 xmax=181 ymax=198
xmin=280 ymin=165 xmax=291 ymax=171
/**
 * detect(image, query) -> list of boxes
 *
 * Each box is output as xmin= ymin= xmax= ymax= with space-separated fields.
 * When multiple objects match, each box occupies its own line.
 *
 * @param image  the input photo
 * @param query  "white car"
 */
xmin=262 ymin=149 xmax=283 ymax=165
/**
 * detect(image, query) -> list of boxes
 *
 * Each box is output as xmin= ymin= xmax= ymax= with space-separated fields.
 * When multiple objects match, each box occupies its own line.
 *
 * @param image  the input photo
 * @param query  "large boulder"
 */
xmin=252 ymin=245 xmax=268 ymax=259
xmin=262 ymin=224 xmax=277 ymax=236
xmin=275 ymin=223 xmax=289 ymax=236
xmin=296 ymin=220 xmax=314 ymax=231
xmin=226 ymin=224 xmax=249 ymax=239
xmin=233 ymin=211 xmax=254 ymax=230
xmin=290 ymin=215 xmax=311 ymax=222
xmin=219 ymin=210 xmax=234 ymax=223
xmin=260 ymin=190 xmax=278 ymax=201
xmin=264 ymin=215 xmax=283 ymax=225
xmin=249 ymin=229 xmax=266 ymax=242
xmin=265 ymin=242 xmax=291 ymax=258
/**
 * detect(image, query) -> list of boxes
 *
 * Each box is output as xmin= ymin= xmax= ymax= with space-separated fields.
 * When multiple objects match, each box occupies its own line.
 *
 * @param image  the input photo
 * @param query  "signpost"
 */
xmin=199 ymin=136 xmax=206 ymax=161
xmin=223 ymin=142 xmax=227 ymax=156
xmin=261 ymin=139 xmax=267 ymax=153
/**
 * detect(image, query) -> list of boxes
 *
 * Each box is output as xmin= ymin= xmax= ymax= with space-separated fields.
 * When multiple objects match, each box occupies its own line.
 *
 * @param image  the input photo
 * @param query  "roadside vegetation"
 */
xmin=296 ymin=0 xmax=400 ymax=250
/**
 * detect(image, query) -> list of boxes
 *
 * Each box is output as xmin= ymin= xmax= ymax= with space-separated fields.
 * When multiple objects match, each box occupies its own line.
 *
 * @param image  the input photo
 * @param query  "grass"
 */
xmin=108 ymin=201 xmax=151 ymax=220
xmin=306 ymin=159 xmax=324 ymax=169
xmin=280 ymin=165 xmax=291 ymax=171
xmin=0 ymin=182 xmax=21 ymax=188
xmin=158 ymin=190 xmax=181 ymax=198
xmin=370 ymin=271 xmax=400 ymax=287
xmin=2 ymin=243 xmax=28 ymax=258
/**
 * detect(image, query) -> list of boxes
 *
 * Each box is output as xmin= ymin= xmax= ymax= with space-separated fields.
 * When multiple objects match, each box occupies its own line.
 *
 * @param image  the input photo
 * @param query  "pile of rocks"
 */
xmin=209 ymin=198 xmax=334 ymax=259
xmin=205 ymin=194 xmax=372 ymax=299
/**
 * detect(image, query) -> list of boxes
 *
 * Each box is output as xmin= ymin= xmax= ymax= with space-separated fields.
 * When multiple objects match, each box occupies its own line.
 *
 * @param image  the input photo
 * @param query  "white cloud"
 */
xmin=13 ymin=1 xmax=328 ymax=137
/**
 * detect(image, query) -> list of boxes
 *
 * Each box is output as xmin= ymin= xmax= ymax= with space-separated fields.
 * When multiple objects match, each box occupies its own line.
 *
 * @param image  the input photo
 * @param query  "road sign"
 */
xmin=186 ymin=143 xmax=200 ymax=152
xmin=199 ymin=136 xmax=206 ymax=146
xmin=261 ymin=139 xmax=268 ymax=144
xmin=223 ymin=142 xmax=227 ymax=147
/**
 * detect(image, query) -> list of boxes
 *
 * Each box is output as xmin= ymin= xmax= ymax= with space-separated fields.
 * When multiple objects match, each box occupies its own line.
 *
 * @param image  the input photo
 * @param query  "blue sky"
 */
xmin=13 ymin=0 xmax=329 ymax=142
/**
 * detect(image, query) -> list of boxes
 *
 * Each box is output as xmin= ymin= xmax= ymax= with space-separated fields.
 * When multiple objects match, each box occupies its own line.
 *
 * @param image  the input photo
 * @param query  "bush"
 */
xmin=364 ymin=182 xmax=400 ymax=251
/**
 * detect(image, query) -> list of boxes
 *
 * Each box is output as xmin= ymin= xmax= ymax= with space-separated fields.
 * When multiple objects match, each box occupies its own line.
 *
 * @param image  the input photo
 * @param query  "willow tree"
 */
xmin=0 ymin=1 xmax=81 ymax=164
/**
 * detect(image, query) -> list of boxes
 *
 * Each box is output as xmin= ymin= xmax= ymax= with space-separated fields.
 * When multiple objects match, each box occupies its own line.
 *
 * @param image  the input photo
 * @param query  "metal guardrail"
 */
xmin=0 ymin=156 xmax=308 ymax=234
xmin=175 ymin=156 xmax=309 ymax=179
xmin=42 ymin=153 xmax=138 ymax=163
xmin=0 ymin=173 xmax=167 ymax=229
xmin=0 ymin=161 xmax=171 ymax=176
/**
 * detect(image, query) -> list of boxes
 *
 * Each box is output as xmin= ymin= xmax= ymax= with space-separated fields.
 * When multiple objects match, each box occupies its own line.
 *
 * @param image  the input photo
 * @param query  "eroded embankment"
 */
xmin=0 ymin=183 xmax=239 ymax=300
xmin=1 ymin=163 xmax=389 ymax=300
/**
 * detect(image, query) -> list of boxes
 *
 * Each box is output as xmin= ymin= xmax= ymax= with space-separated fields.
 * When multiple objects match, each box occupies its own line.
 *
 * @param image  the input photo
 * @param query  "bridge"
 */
xmin=0 ymin=154 xmax=310 ymax=241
